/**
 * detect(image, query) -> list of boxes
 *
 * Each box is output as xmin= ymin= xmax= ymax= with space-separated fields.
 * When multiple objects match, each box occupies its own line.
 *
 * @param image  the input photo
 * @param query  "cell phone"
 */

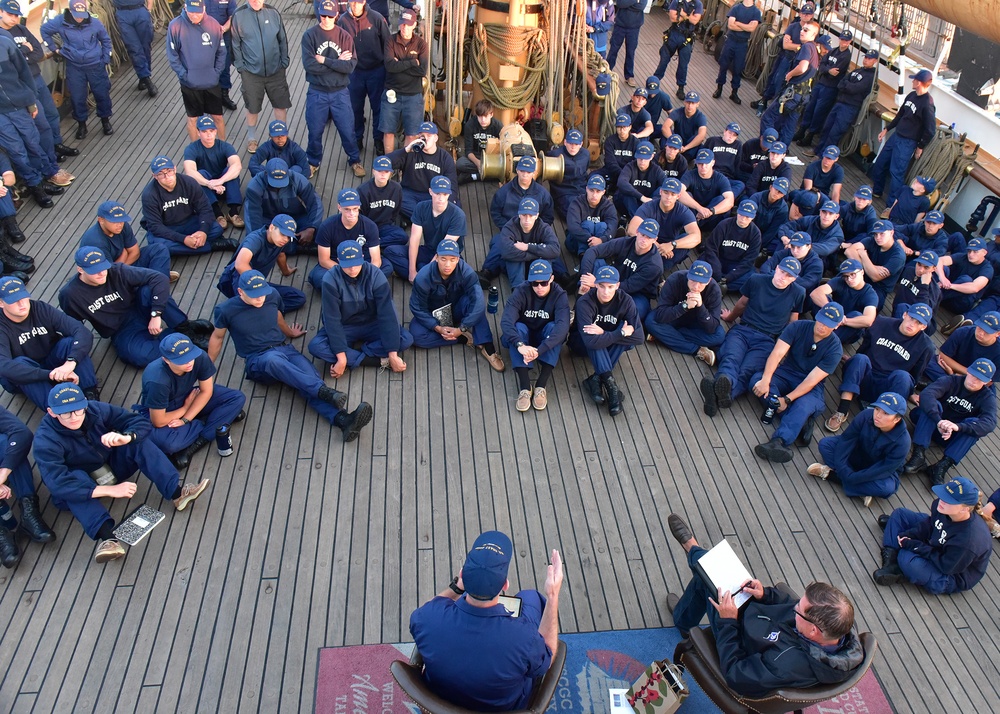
xmin=497 ymin=595 xmax=522 ymax=617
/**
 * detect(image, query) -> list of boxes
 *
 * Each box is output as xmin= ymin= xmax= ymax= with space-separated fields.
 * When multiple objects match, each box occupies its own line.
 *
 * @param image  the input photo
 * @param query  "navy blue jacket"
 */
xmin=409 ymin=260 xmax=484 ymax=333
xmin=576 ymin=290 xmax=645 ymax=349
xmin=617 ymin=161 xmax=666 ymax=202
xmin=897 ymin=500 xmax=992 ymax=591
xmin=824 ymin=409 xmax=910 ymax=486
xmin=580 ymin=237 xmax=663 ymax=298
xmin=566 ymin=194 xmax=617 ymax=247
xmin=748 ymin=189 xmax=789 ymax=249
xmin=167 ymin=12 xmax=227 ymax=88
xmin=0 ymin=34 xmax=36 ymax=113
xmin=497 ymin=217 xmax=560 ymax=263
xmin=895 ymin=222 xmax=947 ymax=258
xmin=321 ymin=263 xmax=401 ymax=353
xmin=337 ymin=7 xmax=389 ymax=70
xmin=836 ymin=65 xmax=876 ymax=107
xmin=0 ymin=406 xmax=31 ymax=472
xmin=761 ymin=247 xmax=824 ymax=295
xmin=41 ymin=11 xmax=111 ymax=68
xmin=920 ymin=375 xmax=997 ymax=437
xmin=500 ymin=283 xmax=571 ymax=356
xmin=777 ymin=215 xmax=844 ymax=259
xmin=612 ymin=0 xmax=645 ymax=28
xmin=248 ymin=138 xmax=310 ymax=177
xmin=489 ymin=180 xmax=554 ymax=231
xmin=816 ymin=46 xmax=852 ymax=88
xmin=652 ymin=271 xmax=722 ymax=332
xmin=892 ymin=263 xmax=941 ymax=316
xmin=839 ymin=200 xmax=878 ymax=242
xmin=245 ymin=170 xmax=324 ymax=231
xmin=701 ymin=217 xmax=760 ymax=283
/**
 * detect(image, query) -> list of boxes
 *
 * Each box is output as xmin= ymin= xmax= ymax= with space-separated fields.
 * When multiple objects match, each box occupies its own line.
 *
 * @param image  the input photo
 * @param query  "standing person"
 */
xmin=644 ymin=260 xmax=725 ymax=366
xmin=209 ymin=270 xmax=374 ymax=441
xmin=339 ymin=0 xmax=390 ymax=156
xmin=41 ymin=1 xmax=114 ymax=138
xmin=230 ymin=0 xmax=291 ymax=154
xmin=870 ymin=69 xmax=936 ymax=202
xmin=1 ymin=405 xmax=56 ymax=567
xmin=110 ymin=0 xmax=157 ymax=96
xmin=380 ymin=9 xmax=427 ymax=155
xmin=712 ymin=0 xmax=761 ymax=105
xmin=183 ymin=115 xmax=245 ymax=231
xmin=203 ymin=0 xmax=237 ymax=110
xmin=585 ymin=0 xmax=614 ymax=59
xmin=302 ymin=0 xmax=364 ymax=178
xmin=606 ymin=0 xmax=644 ymax=88
xmin=500 ymin=260 xmax=570 ymax=412
xmin=758 ymin=22 xmax=820 ymax=145
xmin=655 ymin=0 xmax=702 ymax=100
xmin=794 ymin=30 xmax=853 ymax=148
xmin=752 ymin=2 xmax=817 ymax=113
xmin=167 ymin=0 xmax=228 ymax=142
xmin=809 ymin=49 xmax=878 ymax=154
xmin=79 ymin=201 xmax=178 ymax=284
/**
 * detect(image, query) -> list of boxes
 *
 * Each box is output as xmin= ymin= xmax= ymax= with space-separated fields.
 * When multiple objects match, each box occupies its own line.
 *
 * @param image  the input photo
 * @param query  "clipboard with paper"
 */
xmin=692 ymin=539 xmax=755 ymax=608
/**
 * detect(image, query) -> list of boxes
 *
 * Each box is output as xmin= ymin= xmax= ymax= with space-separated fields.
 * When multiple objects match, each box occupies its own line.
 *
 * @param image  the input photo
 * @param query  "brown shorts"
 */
xmin=181 ymin=85 xmax=224 ymax=117
xmin=239 ymin=67 xmax=292 ymax=115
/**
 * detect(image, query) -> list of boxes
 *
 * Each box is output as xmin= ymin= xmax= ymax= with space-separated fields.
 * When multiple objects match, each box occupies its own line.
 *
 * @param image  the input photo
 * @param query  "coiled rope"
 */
xmin=467 ymin=23 xmax=548 ymax=110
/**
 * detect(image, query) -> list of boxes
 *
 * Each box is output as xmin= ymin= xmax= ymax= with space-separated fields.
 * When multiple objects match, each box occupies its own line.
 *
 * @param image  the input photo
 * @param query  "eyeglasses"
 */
xmin=530 ymin=281 xmax=549 ymax=287
xmin=794 ymin=607 xmax=815 ymax=625
xmin=59 ymin=408 xmax=86 ymax=418
xmin=155 ymin=168 xmax=176 ymax=178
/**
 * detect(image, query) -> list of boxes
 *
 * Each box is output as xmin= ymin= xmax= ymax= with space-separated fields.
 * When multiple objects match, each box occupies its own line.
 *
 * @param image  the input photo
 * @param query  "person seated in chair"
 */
xmin=665 ymin=512 xmax=864 ymax=697
xmin=409 ymin=530 xmax=564 ymax=712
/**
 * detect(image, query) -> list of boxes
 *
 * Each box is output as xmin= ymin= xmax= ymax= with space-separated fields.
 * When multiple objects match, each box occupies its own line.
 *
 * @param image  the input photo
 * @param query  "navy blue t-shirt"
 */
xmin=619 ymin=104 xmax=652 ymax=134
xmin=316 ymin=214 xmax=382 ymax=260
xmin=778 ymin=319 xmax=843 ymax=378
xmin=635 ymin=200 xmax=697 ymax=243
xmin=667 ymin=107 xmax=707 ymax=145
xmin=78 ymin=221 xmax=138 ymax=258
xmin=140 ymin=352 xmax=216 ymax=411
xmin=946 ymin=253 xmax=994 ymax=291
xmin=681 ymin=169 xmax=732 ymax=207
xmin=827 ymin=276 xmax=879 ymax=316
xmin=727 ymin=3 xmax=762 ymax=41
xmin=940 ymin=325 xmax=1000 ymax=367
xmin=802 ymin=160 xmax=844 ymax=195
xmin=212 ymin=292 xmax=287 ymax=358
xmin=859 ymin=236 xmax=906 ymax=300
xmin=412 ymin=200 xmax=467 ymax=252
xmin=860 ymin=316 xmax=934 ymax=379
xmin=741 ymin=273 xmax=805 ymax=336
xmin=229 ymin=227 xmax=291 ymax=278
xmin=183 ymin=139 xmax=238 ymax=178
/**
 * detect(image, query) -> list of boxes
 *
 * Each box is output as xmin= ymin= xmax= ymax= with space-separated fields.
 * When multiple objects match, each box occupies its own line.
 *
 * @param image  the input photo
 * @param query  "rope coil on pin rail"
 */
xmin=468 ymin=22 xmax=548 ymax=110
xmin=906 ymin=125 xmax=978 ymax=210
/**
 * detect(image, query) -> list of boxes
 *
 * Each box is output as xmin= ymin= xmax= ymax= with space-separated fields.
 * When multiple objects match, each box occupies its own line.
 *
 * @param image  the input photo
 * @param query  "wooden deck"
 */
xmin=1 ymin=5 xmax=998 ymax=712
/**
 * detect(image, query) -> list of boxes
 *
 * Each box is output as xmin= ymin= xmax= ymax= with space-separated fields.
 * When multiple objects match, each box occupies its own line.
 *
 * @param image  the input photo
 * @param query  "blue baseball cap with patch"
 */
xmin=0 ymin=276 xmax=30 ymax=303
xmin=737 ymin=200 xmax=757 ymax=217
xmin=69 ymin=0 xmax=88 ymax=18
xmin=268 ymin=120 xmax=288 ymax=136
xmin=645 ymin=76 xmax=660 ymax=91
xmin=818 ymin=34 xmax=835 ymax=50
xmin=528 ymin=259 xmax=553 ymax=281
xmin=820 ymin=200 xmax=840 ymax=214
xmin=772 ymin=177 xmax=790 ymax=195
xmin=615 ymin=113 xmax=631 ymax=127
xmin=185 ymin=0 xmax=206 ymax=12
xmin=924 ymin=210 xmax=944 ymax=224
xmin=47 ymin=383 xmax=87 ymax=415
xmin=418 ymin=121 xmax=438 ymax=135
xmin=694 ymin=148 xmax=714 ymax=164
xmin=661 ymin=177 xmax=682 ymax=194
xmin=762 ymin=128 xmax=779 ymax=148
xmin=687 ymin=260 xmax=712 ymax=284
xmin=840 ymin=30 xmax=854 ymax=40
xmin=587 ymin=173 xmax=606 ymax=190
xmin=150 ymin=155 xmax=174 ymax=173
xmin=839 ymin=258 xmax=863 ymax=274
xmin=159 ymin=333 xmax=202 ymax=365
xmin=855 ymin=185 xmax=873 ymax=200
xmin=817 ymin=301 xmax=844 ymax=328
xmin=518 ymin=197 xmax=539 ymax=215
xmin=373 ymin=155 xmax=393 ymax=171
xmin=436 ymin=239 xmax=461 ymax=257
xmin=635 ymin=142 xmax=656 ymax=160
xmin=462 ymin=531 xmax=513 ymax=599
xmin=865 ymin=49 xmax=879 ymax=60
xmin=778 ymin=256 xmax=801 ymax=276
xmin=337 ymin=188 xmax=361 ymax=207
xmin=770 ymin=141 xmax=788 ymax=155
xmin=337 ymin=240 xmax=365 ymax=268
xmin=968 ymin=358 xmax=996 ymax=382
xmin=789 ymin=231 xmax=812 ymax=246
xmin=430 ymin=176 xmax=452 ymax=194
xmin=726 ymin=122 xmax=741 ymax=135
xmin=239 ymin=270 xmax=271 ymax=298
xmin=75 ymin=247 xmax=111 ymax=274
xmin=822 ymin=145 xmax=841 ymax=159
xmin=791 ymin=189 xmax=818 ymax=210
xmin=873 ymin=391 xmax=907 ymax=416
xmin=565 ymin=129 xmax=584 ymax=145
xmin=266 ymin=158 xmax=290 ymax=187
xmin=516 ymin=155 xmax=537 ymax=172
xmin=873 ymin=219 xmax=894 ymax=232
xmin=909 ymin=68 xmax=934 ymax=83
xmin=637 ymin=219 xmax=660 ymax=237
xmin=196 ymin=115 xmax=216 ymax=131
xmin=933 ymin=477 xmax=981 ymax=506
xmin=595 ymin=73 xmax=611 ymax=97
xmin=0 ymin=0 xmax=23 ymax=15
xmin=906 ymin=303 xmax=932 ymax=325
xmin=917 ymin=176 xmax=937 ymax=193
xmin=967 ymin=237 xmax=987 ymax=252
xmin=632 ymin=87 xmax=648 ymax=98
xmin=914 ymin=250 xmax=938 ymax=267
xmin=665 ymin=134 xmax=683 ymax=149
xmin=801 ymin=2 xmax=817 ymax=13
xmin=97 ymin=200 xmax=132 ymax=222
xmin=974 ymin=311 xmax=1000 ymax=334
xmin=595 ymin=265 xmax=620 ymax=283
xmin=684 ymin=90 xmax=700 ymax=103
xmin=272 ymin=213 xmax=297 ymax=237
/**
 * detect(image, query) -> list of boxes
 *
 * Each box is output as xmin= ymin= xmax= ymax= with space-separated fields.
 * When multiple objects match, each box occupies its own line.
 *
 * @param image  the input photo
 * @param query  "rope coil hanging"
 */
xmin=468 ymin=23 xmax=548 ymax=110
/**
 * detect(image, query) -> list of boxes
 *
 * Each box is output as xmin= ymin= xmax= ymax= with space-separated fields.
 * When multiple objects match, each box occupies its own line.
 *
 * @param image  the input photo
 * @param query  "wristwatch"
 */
xmin=515 ymin=341 xmax=525 ymax=349
xmin=150 ymin=311 xmax=161 ymax=318
xmin=448 ymin=576 xmax=465 ymax=595
xmin=671 ymin=240 xmax=678 ymax=249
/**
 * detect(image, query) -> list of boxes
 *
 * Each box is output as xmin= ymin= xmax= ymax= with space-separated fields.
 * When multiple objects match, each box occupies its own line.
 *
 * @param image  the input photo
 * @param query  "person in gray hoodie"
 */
xmin=167 ymin=0 xmax=228 ymax=141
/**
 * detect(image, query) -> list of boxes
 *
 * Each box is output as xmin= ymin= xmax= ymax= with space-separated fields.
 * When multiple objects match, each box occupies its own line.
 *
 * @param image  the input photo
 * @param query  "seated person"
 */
xmin=777 ymin=200 xmax=843 ymax=260
xmin=678 ymin=149 xmax=735 ymax=234
xmin=643 ymin=76 xmax=672 ymax=138
xmin=386 ymin=177 xmax=467 ymax=282
xmin=787 ymin=187 xmax=826 ymax=221
xmin=359 ymin=155 xmax=406 ymax=248
xmin=140 ymin=156 xmax=234 ymax=255
xmin=873 ymin=476 xmax=992 ymax=594
xmin=0 ymin=276 xmax=98 ymax=410
xmin=570 ymin=266 xmax=644 ymax=416
xmin=842 ymin=220 xmax=905 ymax=310
xmin=800 ymin=146 xmax=843 ymax=203
xmin=408 ymin=531 xmax=563 ymax=712
xmin=892 ymin=250 xmax=941 ymax=334
xmin=208 ymin=271 xmax=373 ymax=442
xmin=308 ymin=241 xmax=412 ymax=376
xmin=547 ymin=129 xmax=590 ymax=221
xmin=665 ymin=512 xmax=864 ymax=696
xmin=217 ymin=214 xmax=305 ymax=311
xmin=905 ymin=358 xmax=997 ymax=486
xmin=662 ymin=91 xmax=707 ymax=159
xmin=926 ymin=311 xmax=1000 ymax=382
xmin=617 ymin=87 xmax=653 ymax=140
xmin=701 ymin=122 xmax=744 ymax=199
xmin=499 ymin=260 xmax=570 ymax=412
xmin=408 ymin=239 xmax=504 ymax=371
xmin=895 ymin=210 xmax=948 ymax=262
xmin=936 ymin=238 xmax=993 ymax=317
xmin=644 ymin=260 xmax=725 ymax=366
xmin=809 ymin=259 xmax=877 ymax=345
xmin=748 ymin=176 xmax=790 ymax=253
xmin=182 ymin=115 xmax=244 ymax=230
xmin=810 ymin=391 xmax=911 ymax=505
xmin=579 ymin=220 xmax=663 ymax=320
xmin=982 ymin=488 xmax=1000 ymax=539
xmin=884 ymin=176 xmax=933 ymax=225
xmin=759 ymin=231 xmax=823 ymax=296
xmin=699 ymin=199 xmax=760 ymax=294
xmin=752 ymin=302 xmax=845 ymax=464
xmin=244 ymin=159 xmax=323 ymax=241
xmin=247 ymin=120 xmax=309 ymax=177
xmin=602 ymin=114 xmax=639 ymax=188
xmin=79 ymin=201 xmax=177 ymax=283
xmin=839 ymin=185 xmax=877 ymax=242
xmin=629 ymin=177 xmax=700 ymax=273
xmin=701 ymin=259 xmax=805 ymax=416
xmin=311 ymin=188 xmax=389 ymax=288
xmin=0 ymin=405 xmax=55 ymax=566
xmin=456 ymin=98 xmax=501 ymax=184
xmin=615 ymin=142 xmax=665 ymax=218
xmin=824 ymin=306 xmax=934 ymax=433
xmin=565 ymin=174 xmax=617 ymax=258
xmin=657 ymin=133 xmax=689 ymax=180
xmin=387 ymin=122 xmax=460 ymax=217
xmin=137 ymin=333 xmax=246 ymax=469
xmin=746 ymin=141 xmax=792 ymax=195
xmin=494 ymin=198 xmax=561 ymax=288
xmin=735 ymin=127 xmax=776 ymax=184
xmin=33 ymin=384 xmax=210 ymax=564
xmin=59 ymin=248 xmax=213 ymax=367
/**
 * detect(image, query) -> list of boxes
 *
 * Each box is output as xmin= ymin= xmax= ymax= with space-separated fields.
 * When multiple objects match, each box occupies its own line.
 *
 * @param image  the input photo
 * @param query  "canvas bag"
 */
xmin=626 ymin=659 xmax=689 ymax=714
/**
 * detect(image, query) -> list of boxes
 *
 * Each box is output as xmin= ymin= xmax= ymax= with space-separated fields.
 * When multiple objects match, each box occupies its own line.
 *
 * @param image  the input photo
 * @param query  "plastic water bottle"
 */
xmin=487 ymin=286 xmax=499 ymax=314
xmin=761 ymin=394 xmax=780 ymax=425
xmin=0 ymin=501 xmax=17 ymax=531
xmin=216 ymin=425 xmax=234 ymax=457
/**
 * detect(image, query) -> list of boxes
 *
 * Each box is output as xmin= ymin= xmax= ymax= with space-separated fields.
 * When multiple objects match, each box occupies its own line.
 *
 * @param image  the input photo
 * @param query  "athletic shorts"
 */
xmin=181 ymin=85 xmax=224 ymax=117
xmin=379 ymin=91 xmax=423 ymax=136
xmin=239 ymin=67 xmax=293 ymax=114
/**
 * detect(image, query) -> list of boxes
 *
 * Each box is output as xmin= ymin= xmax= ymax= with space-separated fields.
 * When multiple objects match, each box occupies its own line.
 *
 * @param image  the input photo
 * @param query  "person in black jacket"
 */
xmin=644 ymin=260 xmax=724 ymax=365
xmin=380 ymin=9 xmax=427 ymax=153
xmin=809 ymin=49 xmax=878 ymax=154
xmin=869 ymin=69 xmax=936 ymax=202
xmin=665 ymin=512 xmax=863 ymax=696
xmin=699 ymin=199 xmax=761 ymax=294
xmin=500 ymin=260 xmax=570 ymax=412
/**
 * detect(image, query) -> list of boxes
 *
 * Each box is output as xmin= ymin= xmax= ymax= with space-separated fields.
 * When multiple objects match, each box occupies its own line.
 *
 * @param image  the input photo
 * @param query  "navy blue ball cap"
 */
xmin=687 ymin=260 xmax=712 ymax=284
xmin=974 ymin=311 xmax=1000 ymax=334
xmin=778 ymin=256 xmax=801 ymax=276
xmin=769 ymin=141 xmax=788 ymax=155
xmin=635 ymin=142 xmax=656 ymax=160
xmin=820 ymin=200 xmax=840 ymax=214
xmin=435 ymin=239 xmax=461 ymax=257
xmin=337 ymin=188 xmax=361 ymax=207
xmin=873 ymin=219 xmax=894 ymax=232
xmin=462 ymin=531 xmax=513 ymax=599
xmin=566 ymin=129 xmax=584 ymax=145
xmin=967 ymin=237 xmax=987 ymax=252
xmin=632 ymin=87 xmax=648 ymax=98
xmin=789 ymin=231 xmax=812 ymax=246
xmin=373 ymin=155 xmax=393 ymax=171
xmin=637 ymin=219 xmax=660 ymax=237
xmin=271 ymin=213 xmax=297 ymax=237
xmin=772 ymin=177 xmax=790 ymax=195
xmin=150 ymin=155 xmax=174 ymax=173
xmin=933 ymin=477 xmax=981 ymax=506
xmin=865 ymin=49 xmax=879 ymax=60
xmin=337 ymin=240 xmax=365 ymax=268
xmin=840 ymin=30 xmax=854 ymax=41
xmin=665 ymin=134 xmax=683 ymax=149
xmin=196 ymin=115 xmax=216 ymax=131
xmin=48 ymin=383 xmax=87 ymax=415
xmin=822 ymin=145 xmax=840 ymax=160
xmin=97 ymin=200 xmax=132 ymax=223
xmin=905 ymin=302 xmax=932 ymax=325
xmin=645 ymin=76 xmax=660 ymax=91
xmin=694 ymin=148 xmax=714 ymax=164
xmin=873 ymin=391 xmax=907 ymax=416
xmin=268 ymin=120 xmax=288 ymax=136
xmin=726 ymin=122 xmax=741 ymax=135
xmin=661 ymin=177 xmax=682 ymax=194
xmin=909 ymin=68 xmax=933 ymax=83
xmin=684 ymin=90 xmax=700 ymax=103
xmin=430 ymin=176 xmax=452 ymax=194
xmin=968 ymin=357 xmax=997 ymax=382
xmin=0 ymin=276 xmax=30 ymax=303
xmin=736 ymin=200 xmax=757 ymax=217
xmin=595 ymin=265 xmax=620 ymax=283
xmin=266 ymin=158 xmax=290 ymax=187
xmin=516 ymin=155 xmax=537 ymax=172
xmin=855 ymin=185 xmax=873 ymax=200
xmin=75 ymin=247 xmax=112 ymax=274
xmin=914 ymin=250 xmax=938 ymax=267
xmin=839 ymin=258 xmax=863 ymax=274
xmin=418 ymin=121 xmax=439 ymax=135
xmin=924 ymin=210 xmax=944 ymax=224
xmin=159 ymin=333 xmax=202 ymax=365
xmin=518 ymin=197 xmax=540 ymax=215
xmin=528 ymin=259 xmax=553 ymax=281
xmin=239 ymin=270 xmax=272 ymax=298
xmin=595 ymin=73 xmax=611 ymax=97
xmin=587 ymin=173 xmax=606 ymax=190
xmin=615 ymin=113 xmax=631 ymax=127
xmin=816 ymin=301 xmax=844 ymax=328
xmin=0 ymin=0 xmax=23 ymax=15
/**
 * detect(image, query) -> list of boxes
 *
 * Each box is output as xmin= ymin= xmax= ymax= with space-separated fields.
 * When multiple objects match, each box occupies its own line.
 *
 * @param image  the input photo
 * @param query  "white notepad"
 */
xmin=694 ymin=539 xmax=755 ymax=608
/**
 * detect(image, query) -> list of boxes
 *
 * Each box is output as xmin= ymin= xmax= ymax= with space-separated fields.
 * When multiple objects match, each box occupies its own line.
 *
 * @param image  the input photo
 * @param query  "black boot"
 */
xmin=374 ymin=138 xmax=385 ymax=156
xmin=76 ymin=121 xmax=87 ymax=140
xmin=729 ymin=90 xmax=741 ymax=105
xmin=792 ymin=126 xmax=807 ymax=145
xmin=145 ymin=77 xmax=158 ymax=98
xmin=221 ymin=90 xmax=238 ymax=111
xmin=171 ymin=437 xmax=210 ymax=470
xmin=583 ymin=374 xmax=605 ymax=405
xmin=795 ymin=415 xmax=816 ymax=447
xmin=601 ymin=374 xmax=623 ymax=416
xmin=880 ymin=546 xmax=898 ymax=568
xmin=0 ymin=526 xmax=20 ymax=568
xmin=334 ymin=402 xmax=374 ymax=442
xmin=210 ymin=236 xmax=240 ymax=251
xmin=101 ymin=117 xmax=114 ymax=136
xmin=927 ymin=457 xmax=956 ymax=486
xmin=872 ymin=563 xmax=903 ymax=586
xmin=318 ymin=385 xmax=349 ymax=409
xmin=477 ymin=268 xmax=498 ymax=289
xmin=137 ymin=77 xmax=149 ymax=90
xmin=17 ymin=496 xmax=55 ymax=543
xmin=903 ymin=445 xmax=927 ymax=474
xmin=797 ymin=131 xmax=814 ymax=147
xmin=712 ymin=84 xmax=723 ymax=99
xmin=28 ymin=184 xmax=53 ymax=208
xmin=675 ymin=84 xmax=686 ymax=101
xmin=54 ymin=143 xmax=80 ymax=158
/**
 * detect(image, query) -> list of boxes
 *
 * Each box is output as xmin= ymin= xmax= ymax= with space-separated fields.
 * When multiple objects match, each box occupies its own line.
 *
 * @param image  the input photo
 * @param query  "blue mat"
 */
xmin=551 ymin=628 xmax=719 ymax=713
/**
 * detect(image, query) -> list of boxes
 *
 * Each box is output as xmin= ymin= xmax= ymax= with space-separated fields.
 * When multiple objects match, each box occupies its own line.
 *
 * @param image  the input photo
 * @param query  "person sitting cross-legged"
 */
xmin=644 ymin=260 xmax=724 ymax=367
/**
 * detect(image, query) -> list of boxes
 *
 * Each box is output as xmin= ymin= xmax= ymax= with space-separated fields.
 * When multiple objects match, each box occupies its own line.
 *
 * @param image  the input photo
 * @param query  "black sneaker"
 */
xmin=877 ymin=514 xmax=890 ymax=530
xmin=583 ymin=374 xmax=605 ymax=405
xmin=318 ymin=385 xmax=349 ymax=410
xmin=339 ymin=402 xmax=373 ymax=442
xmin=699 ymin=376 xmax=717 ymax=417
xmin=795 ymin=415 xmax=816 ymax=447
xmin=872 ymin=565 xmax=903 ymax=586
xmin=754 ymin=437 xmax=793 ymax=463
xmin=715 ymin=374 xmax=733 ymax=409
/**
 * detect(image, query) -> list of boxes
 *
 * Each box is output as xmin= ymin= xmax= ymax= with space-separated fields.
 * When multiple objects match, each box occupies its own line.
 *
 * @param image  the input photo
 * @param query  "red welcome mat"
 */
xmin=316 ymin=630 xmax=894 ymax=713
